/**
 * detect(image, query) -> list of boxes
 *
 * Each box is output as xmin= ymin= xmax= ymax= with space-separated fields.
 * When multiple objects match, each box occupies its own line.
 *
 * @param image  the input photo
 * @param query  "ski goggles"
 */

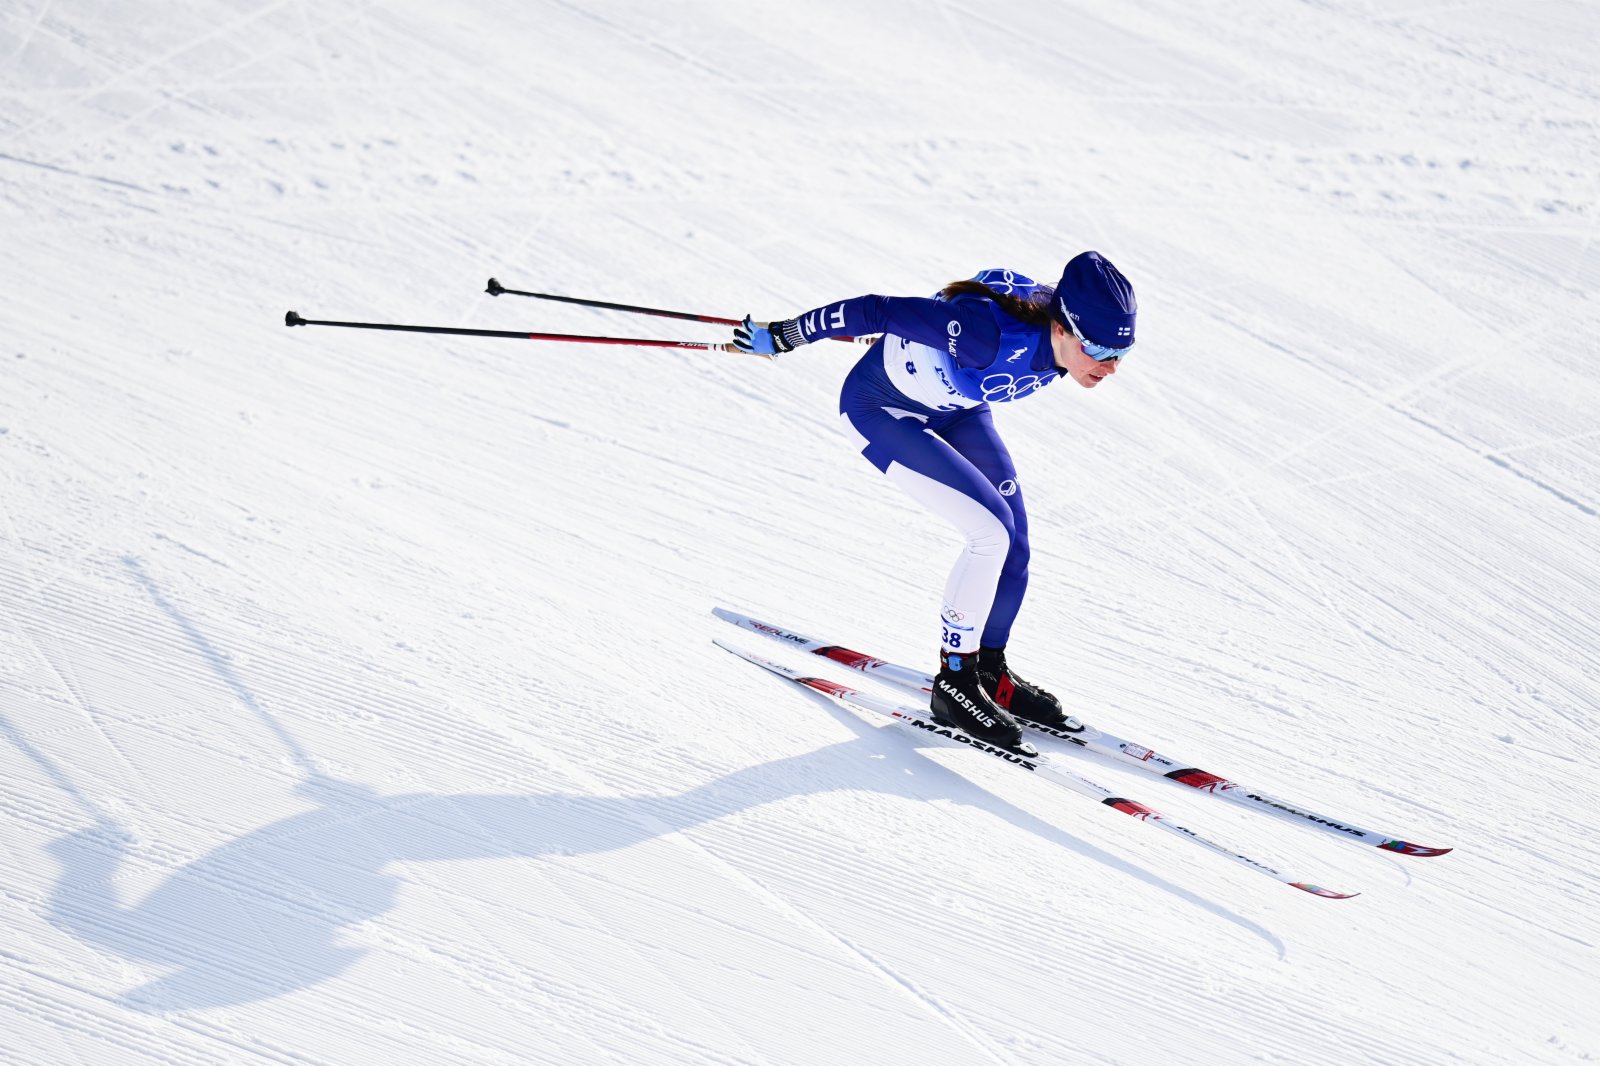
xmin=1059 ymin=300 xmax=1133 ymax=362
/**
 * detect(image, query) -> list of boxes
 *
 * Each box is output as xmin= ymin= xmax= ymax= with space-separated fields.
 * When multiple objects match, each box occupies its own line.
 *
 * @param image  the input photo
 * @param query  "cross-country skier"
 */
xmin=733 ymin=252 xmax=1137 ymax=753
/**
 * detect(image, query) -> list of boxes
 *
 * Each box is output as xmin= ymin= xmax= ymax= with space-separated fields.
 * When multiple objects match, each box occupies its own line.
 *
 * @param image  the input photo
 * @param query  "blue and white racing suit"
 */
xmin=788 ymin=270 xmax=1061 ymax=655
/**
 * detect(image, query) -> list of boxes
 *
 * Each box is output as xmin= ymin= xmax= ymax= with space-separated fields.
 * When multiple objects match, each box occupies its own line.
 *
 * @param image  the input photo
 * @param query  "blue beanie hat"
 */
xmin=1052 ymin=251 xmax=1136 ymax=347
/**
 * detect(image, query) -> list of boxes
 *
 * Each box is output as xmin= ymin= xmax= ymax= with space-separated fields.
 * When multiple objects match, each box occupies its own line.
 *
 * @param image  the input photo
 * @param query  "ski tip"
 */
xmin=712 ymin=637 xmax=759 ymax=659
xmin=711 ymin=637 xmax=759 ymax=663
xmin=713 ymin=605 xmax=764 ymax=630
xmin=712 ymin=606 xmax=817 ymax=647
xmin=1291 ymin=882 xmax=1360 ymax=900
xmin=714 ymin=638 xmax=796 ymax=678
xmin=1379 ymin=840 xmax=1453 ymax=858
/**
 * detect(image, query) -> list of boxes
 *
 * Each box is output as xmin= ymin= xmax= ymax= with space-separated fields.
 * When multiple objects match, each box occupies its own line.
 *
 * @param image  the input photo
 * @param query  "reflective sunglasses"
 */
xmin=1058 ymin=299 xmax=1133 ymax=362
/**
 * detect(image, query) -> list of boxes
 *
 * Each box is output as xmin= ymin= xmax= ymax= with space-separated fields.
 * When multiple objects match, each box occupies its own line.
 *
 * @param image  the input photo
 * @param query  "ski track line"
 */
xmin=1137 ymin=367 xmax=1382 ymax=656
xmin=25 ymin=798 xmax=711 ymax=1064
xmin=31 ymin=0 xmax=383 ymax=174
xmin=443 ymin=208 xmax=556 ymax=325
xmin=675 ymin=682 xmax=1294 ymax=948
xmin=1054 ymin=424 xmax=1600 ymax=536
xmin=27 ymin=148 xmax=1578 ymax=255
xmin=11 ymin=729 xmax=921 ymax=1065
xmin=5 ymin=559 xmax=995 ymax=1061
xmin=15 ymin=624 xmax=160 ymax=802
xmin=0 ymin=178 xmax=392 ymax=248
xmin=7 ymin=0 xmax=301 ymax=149
xmin=0 ymin=76 xmax=586 ymax=99
xmin=15 ymin=73 xmax=1590 ymax=130
xmin=540 ymin=0 xmax=810 ymax=127
xmin=295 ymin=0 xmax=347 ymax=138
xmin=0 ymin=949 xmax=332 ymax=1066
xmin=549 ymin=858 xmax=916 ymax=978
xmin=0 ymin=706 xmax=134 ymax=831
xmin=559 ymin=783 xmax=1024 ymax=1066
xmin=935 ymin=0 xmax=984 ymax=65
xmin=1174 ymin=283 xmax=1499 ymax=481
xmin=2 ymin=0 xmax=58 ymax=71
xmin=1021 ymin=300 xmax=1499 ymax=541
xmin=440 ymin=710 xmax=1025 ymax=1066
xmin=315 ymin=885 xmax=701 ymax=1066
xmin=14 ymin=910 xmax=581 ymax=1066
xmin=9 ymin=565 xmax=549 ymax=782
xmin=393 ymin=763 xmax=950 ymax=1064
xmin=423 ymin=807 xmax=781 ymax=1066
xmin=748 ymin=742 xmax=1425 ymax=1064
xmin=11 ymin=175 xmax=1586 ymax=240
xmin=353 ymin=6 xmax=397 ymax=139
xmin=0 ymin=496 xmax=54 ymax=610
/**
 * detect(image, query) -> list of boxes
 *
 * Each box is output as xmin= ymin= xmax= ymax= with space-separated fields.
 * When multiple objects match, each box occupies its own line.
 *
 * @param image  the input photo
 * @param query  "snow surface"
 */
xmin=3 ymin=1 xmax=1599 ymax=1063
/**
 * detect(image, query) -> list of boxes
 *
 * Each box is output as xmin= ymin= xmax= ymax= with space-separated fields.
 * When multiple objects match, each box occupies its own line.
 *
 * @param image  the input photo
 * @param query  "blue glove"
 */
xmin=733 ymin=315 xmax=795 ymax=357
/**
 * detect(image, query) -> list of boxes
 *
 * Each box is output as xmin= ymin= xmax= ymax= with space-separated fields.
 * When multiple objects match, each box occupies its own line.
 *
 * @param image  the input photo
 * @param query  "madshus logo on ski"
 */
xmin=1244 ymin=793 xmax=1368 ymax=839
xmin=903 ymin=713 xmax=1038 ymax=768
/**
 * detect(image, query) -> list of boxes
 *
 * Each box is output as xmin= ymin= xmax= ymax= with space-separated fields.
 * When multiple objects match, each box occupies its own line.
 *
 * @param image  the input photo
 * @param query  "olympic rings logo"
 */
xmin=979 ymin=372 xmax=1051 ymax=402
xmin=973 ymin=269 xmax=1025 ymax=294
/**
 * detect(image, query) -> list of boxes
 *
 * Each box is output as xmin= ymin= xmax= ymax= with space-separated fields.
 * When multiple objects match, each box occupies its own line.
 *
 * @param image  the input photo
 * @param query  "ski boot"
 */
xmin=978 ymin=646 xmax=1073 ymax=730
xmin=930 ymin=649 xmax=1033 ymax=754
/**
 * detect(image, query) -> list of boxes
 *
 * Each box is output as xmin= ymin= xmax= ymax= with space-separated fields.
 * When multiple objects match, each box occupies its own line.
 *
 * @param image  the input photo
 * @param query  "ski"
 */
xmin=715 ymin=639 xmax=1355 ymax=898
xmin=712 ymin=607 xmax=1451 ymax=859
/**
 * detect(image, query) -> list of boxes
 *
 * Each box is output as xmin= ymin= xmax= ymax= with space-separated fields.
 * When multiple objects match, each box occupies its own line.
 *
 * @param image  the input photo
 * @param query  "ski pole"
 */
xmin=485 ymin=278 xmax=866 ymax=344
xmin=284 ymin=310 xmax=749 ymax=354
xmin=486 ymin=277 xmax=741 ymax=326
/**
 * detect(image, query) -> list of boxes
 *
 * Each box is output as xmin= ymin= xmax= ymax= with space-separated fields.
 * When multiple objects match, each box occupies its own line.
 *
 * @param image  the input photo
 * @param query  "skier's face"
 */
xmin=1051 ymin=321 xmax=1121 ymax=388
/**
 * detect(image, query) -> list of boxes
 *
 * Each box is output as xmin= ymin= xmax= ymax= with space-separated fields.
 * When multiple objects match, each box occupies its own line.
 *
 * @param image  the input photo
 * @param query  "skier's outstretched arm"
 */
xmin=734 ymin=295 xmax=1001 ymax=367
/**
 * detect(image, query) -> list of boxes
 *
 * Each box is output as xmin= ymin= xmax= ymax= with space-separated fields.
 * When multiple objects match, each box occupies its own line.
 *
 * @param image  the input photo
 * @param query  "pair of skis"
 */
xmin=714 ymin=608 xmax=1452 ymax=899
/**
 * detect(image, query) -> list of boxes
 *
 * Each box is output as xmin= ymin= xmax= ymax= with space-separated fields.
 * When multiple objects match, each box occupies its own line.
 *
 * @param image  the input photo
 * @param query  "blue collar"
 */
xmin=1028 ymin=325 xmax=1056 ymax=374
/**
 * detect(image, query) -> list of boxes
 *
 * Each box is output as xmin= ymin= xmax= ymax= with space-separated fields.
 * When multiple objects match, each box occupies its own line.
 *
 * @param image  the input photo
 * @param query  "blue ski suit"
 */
xmin=789 ymin=270 xmax=1061 ymax=653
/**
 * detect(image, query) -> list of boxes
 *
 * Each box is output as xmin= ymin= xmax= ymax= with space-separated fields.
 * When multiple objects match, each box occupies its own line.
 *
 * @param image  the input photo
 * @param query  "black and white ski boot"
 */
xmin=930 ymin=649 xmax=1034 ymax=754
xmin=977 ymin=646 xmax=1071 ymax=730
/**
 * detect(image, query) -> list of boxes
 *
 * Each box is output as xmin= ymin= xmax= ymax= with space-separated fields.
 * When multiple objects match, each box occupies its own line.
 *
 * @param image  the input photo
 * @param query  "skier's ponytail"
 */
xmin=938 ymin=279 xmax=1055 ymax=326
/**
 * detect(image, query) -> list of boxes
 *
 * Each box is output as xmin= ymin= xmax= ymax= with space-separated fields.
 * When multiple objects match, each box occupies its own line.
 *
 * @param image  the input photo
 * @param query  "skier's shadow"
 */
xmin=44 ymin=713 xmax=1285 ymax=1013
xmin=32 ymin=561 xmax=1285 ymax=1013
